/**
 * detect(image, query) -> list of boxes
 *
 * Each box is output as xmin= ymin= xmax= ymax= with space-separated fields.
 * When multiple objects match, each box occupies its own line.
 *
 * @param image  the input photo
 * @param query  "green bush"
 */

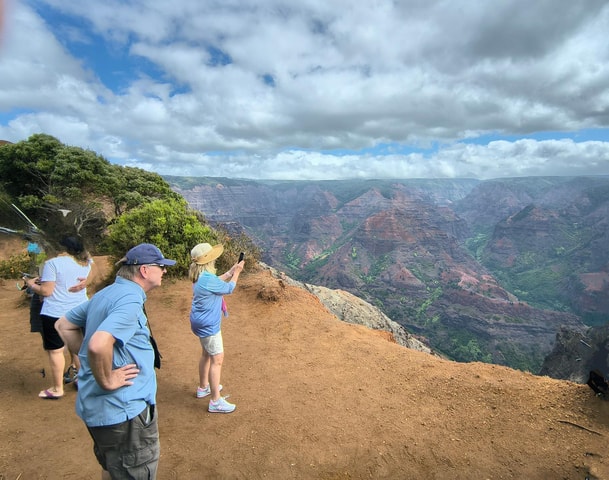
xmin=0 ymin=253 xmax=31 ymax=279
xmin=1 ymin=134 xmax=261 ymax=280
xmin=212 ymin=227 xmax=262 ymax=272
xmin=103 ymin=198 xmax=216 ymax=277
xmin=103 ymin=198 xmax=261 ymax=276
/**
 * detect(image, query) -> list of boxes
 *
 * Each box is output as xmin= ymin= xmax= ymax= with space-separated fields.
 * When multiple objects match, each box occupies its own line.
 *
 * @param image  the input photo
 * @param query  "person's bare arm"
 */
xmin=56 ymin=316 xmax=84 ymax=356
xmin=88 ymin=331 xmax=140 ymax=390
xmin=230 ymin=260 xmax=244 ymax=283
xmin=219 ymin=260 xmax=245 ymax=282
xmin=25 ymin=277 xmax=55 ymax=297
xmin=218 ymin=268 xmax=233 ymax=281
xmin=68 ymin=277 xmax=88 ymax=293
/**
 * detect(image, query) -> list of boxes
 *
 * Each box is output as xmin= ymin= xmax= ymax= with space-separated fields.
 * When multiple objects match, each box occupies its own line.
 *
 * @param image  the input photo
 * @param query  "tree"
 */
xmin=104 ymin=198 xmax=217 ymax=276
xmin=1 ymin=134 xmax=260 ymax=273
xmin=0 ymin=134 xmax=185 ymax=250
xmin=0 ymin=133 xmax=62 ymax=198
xmin=107 ymin=165 xmax=181 ymax=216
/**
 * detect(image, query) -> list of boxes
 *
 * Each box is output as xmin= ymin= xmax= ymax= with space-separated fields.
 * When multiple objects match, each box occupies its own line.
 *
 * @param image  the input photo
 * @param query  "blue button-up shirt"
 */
xmin=65 ymin=276 xmax=156 ymax=427
xmin=190 ymin=272 xmax=235 ymax=338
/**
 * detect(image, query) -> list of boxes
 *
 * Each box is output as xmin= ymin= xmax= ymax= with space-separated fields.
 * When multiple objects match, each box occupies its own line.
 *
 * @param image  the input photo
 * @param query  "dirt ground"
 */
xmin=1 ymin=238 xmax=609 ymax=479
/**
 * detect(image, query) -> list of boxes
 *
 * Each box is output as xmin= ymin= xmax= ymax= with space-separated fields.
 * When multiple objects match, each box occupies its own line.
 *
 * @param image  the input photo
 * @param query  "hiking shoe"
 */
xmin=63 ymin=365 xmax=77 ymax=385
xmin=196 ymin=384 xmax=222 ymax=398
xmin=208 ymin=396 xmax=235 ymax=413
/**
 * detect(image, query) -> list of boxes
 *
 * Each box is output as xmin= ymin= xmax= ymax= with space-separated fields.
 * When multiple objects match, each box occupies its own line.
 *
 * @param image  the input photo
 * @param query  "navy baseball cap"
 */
xmin=123 ymin=243 xmax=176 ymax=266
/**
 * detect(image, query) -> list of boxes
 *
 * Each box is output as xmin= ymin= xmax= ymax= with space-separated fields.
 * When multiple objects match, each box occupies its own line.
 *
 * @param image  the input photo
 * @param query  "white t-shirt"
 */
xmin=40 ymin=255 xmax=92 ymax=318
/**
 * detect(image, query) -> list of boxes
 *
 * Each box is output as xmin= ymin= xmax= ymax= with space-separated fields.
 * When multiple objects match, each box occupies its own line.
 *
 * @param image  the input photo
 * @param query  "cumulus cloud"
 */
xmin=0 ymin=0 xmax=608 ymax=179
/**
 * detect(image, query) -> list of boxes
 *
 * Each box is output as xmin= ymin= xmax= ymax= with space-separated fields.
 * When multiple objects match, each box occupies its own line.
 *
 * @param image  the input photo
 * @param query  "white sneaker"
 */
xmin=208 ymin=396 xmax=236 ymax=413
xmin=196 ymin=384 xmax=222 ymax=398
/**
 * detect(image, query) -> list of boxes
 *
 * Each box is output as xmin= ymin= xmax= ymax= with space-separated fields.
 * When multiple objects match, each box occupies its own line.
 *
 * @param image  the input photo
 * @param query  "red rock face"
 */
xmin=577 ymin=269 xmax=609 ymax=313
xmin=173 ymin=176 xmax=609 ymax=372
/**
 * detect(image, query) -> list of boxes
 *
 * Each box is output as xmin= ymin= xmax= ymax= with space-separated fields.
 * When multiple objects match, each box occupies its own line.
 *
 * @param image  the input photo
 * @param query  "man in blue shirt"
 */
xmin=56 ymin=243 xmax=176 ymax=480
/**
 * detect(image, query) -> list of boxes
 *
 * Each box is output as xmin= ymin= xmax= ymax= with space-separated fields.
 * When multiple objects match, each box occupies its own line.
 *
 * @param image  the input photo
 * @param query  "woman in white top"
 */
xmin=25 ymin=236 xmax=92 ymax=399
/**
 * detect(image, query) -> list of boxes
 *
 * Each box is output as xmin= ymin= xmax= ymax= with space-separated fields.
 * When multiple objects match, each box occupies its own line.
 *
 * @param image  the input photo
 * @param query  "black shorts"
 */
xmin=29 ymin=294 xmax=43 ymax=333
xmin=40 ymin=314 xmax=64 ymax=350
xmin=87 ymin=404 xmax=160 ymax=479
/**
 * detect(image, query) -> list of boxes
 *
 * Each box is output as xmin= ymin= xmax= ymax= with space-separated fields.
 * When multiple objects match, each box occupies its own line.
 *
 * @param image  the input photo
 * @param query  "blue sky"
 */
xmin=0 ymin=0 xmax=608 ymax=180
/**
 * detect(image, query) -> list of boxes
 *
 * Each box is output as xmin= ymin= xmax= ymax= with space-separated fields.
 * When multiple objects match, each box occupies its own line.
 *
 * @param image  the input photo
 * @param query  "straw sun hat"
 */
xmin=191 ymin=243 xmax=224 ymax=265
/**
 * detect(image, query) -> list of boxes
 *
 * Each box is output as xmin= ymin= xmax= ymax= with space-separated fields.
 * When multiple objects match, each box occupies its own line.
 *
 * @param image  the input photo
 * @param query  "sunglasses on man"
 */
xmin=145 ymin=264 xmax=167 ymax=271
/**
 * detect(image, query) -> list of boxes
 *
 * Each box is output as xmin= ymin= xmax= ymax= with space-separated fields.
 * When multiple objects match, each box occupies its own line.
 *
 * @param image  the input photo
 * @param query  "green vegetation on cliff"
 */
xmin=0 ymin=134 xmax=259 ymax=277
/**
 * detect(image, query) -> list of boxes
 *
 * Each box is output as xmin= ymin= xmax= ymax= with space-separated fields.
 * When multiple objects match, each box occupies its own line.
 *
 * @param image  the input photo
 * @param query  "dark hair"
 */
xmin=60 ymin=236 xmax=89 ymax=263
xmin=60 ymin=236 xmax=83 ymax=254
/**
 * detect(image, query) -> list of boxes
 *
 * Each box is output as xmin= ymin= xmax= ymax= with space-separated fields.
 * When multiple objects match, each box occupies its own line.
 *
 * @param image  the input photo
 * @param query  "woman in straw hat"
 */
xmin=189 ymin=242 xmax=244 ymax=413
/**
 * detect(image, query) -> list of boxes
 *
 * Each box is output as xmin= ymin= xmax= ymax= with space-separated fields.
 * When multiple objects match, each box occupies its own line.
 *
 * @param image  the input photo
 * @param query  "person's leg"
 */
xmin=209 ymin=352 xmax=224 ymax=401
xmin=88 ymin=404 xmax=160 ymax=479
xmin=202 ymin=332 xmax=225 ymax=401
xmin=72 ymin=352 xmax=81 ymax=371
xmin=71 ymin=352 xmax=81 ymax=389
xmin=199 ymin=332 xmax=232 ymax=411
xmin=198 ymin=347 xmax=211 ymax=389
xmin=46 ymin=347 xmax=65 ymax=395
xmin=39 ymin=314 xmax=65 ymax=398
xmin=207 ymin=347 xmax=234 ymax=413
xmin=65 ymin=347 xmax=80 ymax=370
xmin=63 ymin=348 xmax=80 ymax=385
xmin=38 ymin=347 xmax=65 ymax=397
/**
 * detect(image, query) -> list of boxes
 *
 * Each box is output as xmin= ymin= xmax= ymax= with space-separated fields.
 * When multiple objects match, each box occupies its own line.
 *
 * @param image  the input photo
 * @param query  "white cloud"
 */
xmin=0 ymin=0 xmax=608 ymax=180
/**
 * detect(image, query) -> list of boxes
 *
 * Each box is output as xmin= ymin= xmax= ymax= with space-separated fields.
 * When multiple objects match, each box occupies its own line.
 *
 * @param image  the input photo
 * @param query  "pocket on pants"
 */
xmin=120 ymin=409 xmax=160 ymax=476
xmin=121 ymin=444 xmax=158 ymax=470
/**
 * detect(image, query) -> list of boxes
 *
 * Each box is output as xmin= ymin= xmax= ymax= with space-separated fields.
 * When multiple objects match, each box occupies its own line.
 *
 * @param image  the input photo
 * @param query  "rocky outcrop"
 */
xmin=260 ymin=263 xmax=435 ymax=355
xmin=539 ymin=325 xmax=609 ymax=383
